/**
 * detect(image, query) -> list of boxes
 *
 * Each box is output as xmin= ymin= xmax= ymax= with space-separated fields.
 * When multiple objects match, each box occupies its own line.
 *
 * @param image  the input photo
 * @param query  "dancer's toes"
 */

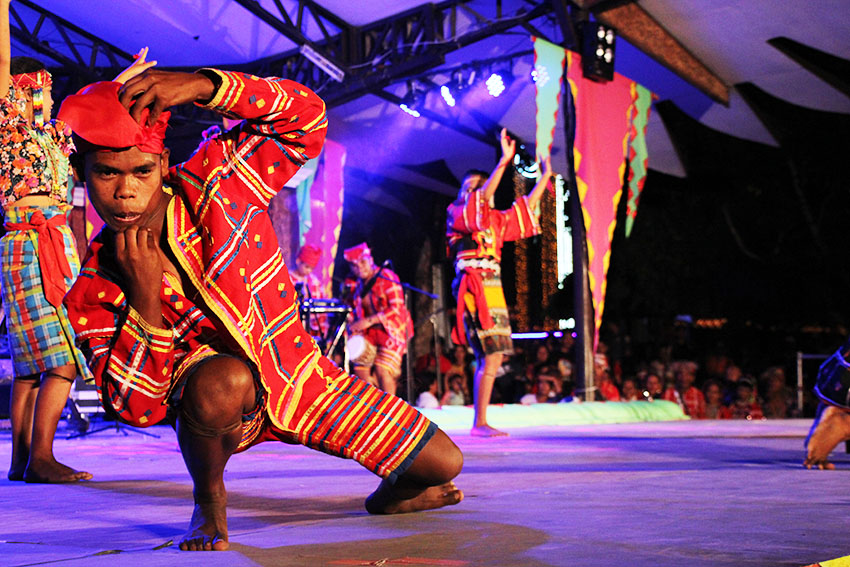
xmin=179 ymin=497 xmax=228 ymax=551
xmin=24 ymin=458 xmax=92 ymax=483
xmin=803 ymin=406 xmax=850 ymax=471
xmin=471 ymin=424 xmax=508 ymax=437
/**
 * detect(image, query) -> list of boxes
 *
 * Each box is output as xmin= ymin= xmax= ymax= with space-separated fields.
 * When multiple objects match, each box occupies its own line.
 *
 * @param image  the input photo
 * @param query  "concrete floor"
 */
xmin=0 ymin=413 xmax=845 ymax=567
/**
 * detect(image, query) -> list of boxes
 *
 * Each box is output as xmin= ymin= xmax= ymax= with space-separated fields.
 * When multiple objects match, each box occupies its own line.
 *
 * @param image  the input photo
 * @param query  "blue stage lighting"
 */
xmin=486 ymin=73 xmax=505 ymax=97
xmin=440 ymin=85 xmax=456 ymax=107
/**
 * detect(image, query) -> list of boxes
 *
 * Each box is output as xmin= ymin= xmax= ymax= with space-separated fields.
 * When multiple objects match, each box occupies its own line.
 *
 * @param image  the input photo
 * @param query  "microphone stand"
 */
xmin=374 ymin=270 xmax=438 ymax=403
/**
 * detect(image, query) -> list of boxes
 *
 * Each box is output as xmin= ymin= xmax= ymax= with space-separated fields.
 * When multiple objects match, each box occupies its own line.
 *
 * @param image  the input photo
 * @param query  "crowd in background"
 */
xmin=410 ymin=315 xmax=832 ymax=420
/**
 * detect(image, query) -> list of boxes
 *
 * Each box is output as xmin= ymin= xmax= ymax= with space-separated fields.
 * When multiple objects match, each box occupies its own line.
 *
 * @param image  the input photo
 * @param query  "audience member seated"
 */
xmin=495 ymin=345 xmax=528 ymax=404
xmin=760 ymin=365 xmax=792 ymax=419
xmin=723 ymin=362 xmax=743 ymax=405
xmin=703 ymin=379 xmax=731 ymax=419
xmin=555 ymin=356 xmax=574 ymax=402
xmin=728 ymin=376 xmax=764 ymax=420
xmin=643 ymin=372 xmax=664 ymax=400
xmin=414 ymin=337 xmax=453 ymax=378
xmin=414 ymin=373 xmax=441 ymax=409
xmin=441 ymin=373 xmax=470 ymax=406
xmin=552 ymin=332 xmax=575 ymax=364
xmin=532 ymin=343 xmax=552 ymax=368
xmin=621 ymin=377 xmax=641 ymax=401
xmin=520 ymin=365 xmax=562 ymax=404
xmin=663 ymin=361 xmax=706 ymax=418
xmin=594 ymin=353 xmax=621 ymax=401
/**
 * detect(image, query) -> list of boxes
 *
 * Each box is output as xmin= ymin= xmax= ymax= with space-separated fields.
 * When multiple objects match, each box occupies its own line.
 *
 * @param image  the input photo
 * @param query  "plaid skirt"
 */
xmin=1 ymin=205 xmax=89 ymax=379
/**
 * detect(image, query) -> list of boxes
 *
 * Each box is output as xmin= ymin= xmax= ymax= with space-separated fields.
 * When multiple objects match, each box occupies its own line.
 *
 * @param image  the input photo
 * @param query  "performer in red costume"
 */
xmin=289 ymin=244 xmax=328 ymax=336
xmin=343 ymin=242 xmax=413 ymax=397
xmin=60 ymin=68 xmax=462 ymax=551
xmin=0 ymin=0 xmax=155 ymax=482
xmin=447 ymin=128 xmax=552 ymax=437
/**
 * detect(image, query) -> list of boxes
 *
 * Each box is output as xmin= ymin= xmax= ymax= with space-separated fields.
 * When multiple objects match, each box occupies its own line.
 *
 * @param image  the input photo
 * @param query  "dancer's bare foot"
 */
xmin=804 ymin=405 xmax=850 ymax=470
xmin=471 ymin=424 xmax=508 ymax=437
xmin=23 ymin=458 xmax=92 ymax=483
xmin=179 ymin=493 xmax=229 ymax=551
xmin=366 ymin=481 xmax=463 ymax=514
xmin=8 ymin=454 xmax=27 ymax=481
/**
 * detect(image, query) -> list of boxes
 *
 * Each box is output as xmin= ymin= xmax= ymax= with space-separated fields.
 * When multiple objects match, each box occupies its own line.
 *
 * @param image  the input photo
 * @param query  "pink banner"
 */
xmin=302 ymin=138 xmax=346 ymax=297
xmin=566 ymin=52 xmax=635 ymax=349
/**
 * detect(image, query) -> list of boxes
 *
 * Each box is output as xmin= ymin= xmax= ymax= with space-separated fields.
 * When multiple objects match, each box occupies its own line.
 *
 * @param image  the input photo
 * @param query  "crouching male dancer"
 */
xmin=58 ymin=68 xmax=463 ymax=551
xmin=803 ymin=339 xmax=850 ymax=470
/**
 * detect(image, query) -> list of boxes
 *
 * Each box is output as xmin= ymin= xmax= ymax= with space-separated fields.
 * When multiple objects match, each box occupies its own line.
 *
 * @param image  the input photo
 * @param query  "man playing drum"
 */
xmin=344 ymin=243 xmax=412 ymax=397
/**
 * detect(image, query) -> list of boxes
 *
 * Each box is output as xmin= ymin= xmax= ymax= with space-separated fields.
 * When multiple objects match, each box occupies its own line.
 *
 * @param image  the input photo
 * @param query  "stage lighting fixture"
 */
xmin=486 ymin=73 xmax=506 ymax=97
xmin=398 ymin=82 xmax=423 ymax=117
xmin=299 ymin=43 xmax=345 ymax=82
xmin=452 ymin=68 xmax=477 ymax=91
xmin=532 ymin=63 xmax=550 ymax=88
xmin=580 ymin=21 xmax=616 ymax=82
xmin=508 ymin=134 xmax=538 ymax=179
xmin=399 ymin=103 xmax=421 ymax=117
xmin=440 ymin=84 xmax=456 ymax=107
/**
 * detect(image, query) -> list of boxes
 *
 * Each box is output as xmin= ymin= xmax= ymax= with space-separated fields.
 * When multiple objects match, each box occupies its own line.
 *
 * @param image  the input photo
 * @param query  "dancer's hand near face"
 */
xmin=116 ymin=226 xmax=164 ymax=325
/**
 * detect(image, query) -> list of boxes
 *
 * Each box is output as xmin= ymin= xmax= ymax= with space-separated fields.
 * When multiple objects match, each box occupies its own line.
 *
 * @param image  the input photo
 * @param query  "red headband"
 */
xmin=343 ymin=242 xmax=371 ymax=262
xmin=11 ymin=69 xmax=52 ymax=91
xmin=297 ymin=244 xmax=322 ymax=268
xmin=57 ymin=81 xmax=170 ymax=154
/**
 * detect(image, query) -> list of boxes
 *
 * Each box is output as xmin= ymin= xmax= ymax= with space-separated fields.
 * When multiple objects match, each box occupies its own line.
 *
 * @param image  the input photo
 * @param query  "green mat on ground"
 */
xmin=420 ymin=401 xmax=687 ymax=430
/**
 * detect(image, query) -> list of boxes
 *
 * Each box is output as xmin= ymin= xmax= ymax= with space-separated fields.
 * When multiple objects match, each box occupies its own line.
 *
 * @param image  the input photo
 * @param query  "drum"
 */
xmin=346 ymin=334 xmax=377 ymax=367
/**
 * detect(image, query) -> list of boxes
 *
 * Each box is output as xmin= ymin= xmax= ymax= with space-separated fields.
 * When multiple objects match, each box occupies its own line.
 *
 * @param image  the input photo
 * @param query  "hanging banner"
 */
xmin=566 ymin=51 xmax=638 ymax=349
xmin=625 ymin=83 xmax=652 ymax=238
xmin=301 ymin=139 xmax=346 ymax=297
xmin=533 ymin=36 xmax=567 ymax=161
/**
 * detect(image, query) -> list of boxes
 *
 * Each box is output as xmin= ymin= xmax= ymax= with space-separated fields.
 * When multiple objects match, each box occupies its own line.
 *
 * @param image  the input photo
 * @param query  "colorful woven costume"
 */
xmin=348 ymin=265 xmax=413 ymax=377
xmin=0 ymin=91 xmax=88 ymax=378
xmin=446 ymin=187 xmax=540 ymax=356
xmin=64 ymin=71 xmax=434 ymax=481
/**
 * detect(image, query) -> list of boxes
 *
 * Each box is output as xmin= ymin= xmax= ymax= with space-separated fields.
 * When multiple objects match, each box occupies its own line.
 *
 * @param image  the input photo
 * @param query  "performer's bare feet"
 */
xmin=366 ymin=481 xmax=464 ymax=514
xmin=179 ymin=493 xmax=229 ymax=551
xmin=23 ymin=457 xmax=92 ymax=483
xmin=470 ymin=424 xmax=508 ymax=437
xmin=804 ymin=405 xmax=850 ymax=470
xmin=8 ymin=453 xmax=27 ymax=481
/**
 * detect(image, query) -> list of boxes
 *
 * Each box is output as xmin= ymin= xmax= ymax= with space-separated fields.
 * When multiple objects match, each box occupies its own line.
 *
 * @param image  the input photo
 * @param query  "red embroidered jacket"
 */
xmin=350 ymin=268 xmax=413 ymax=345
xmin=446 ymin=188 xmax=540 ymax=266
xmin=65 ymin=70 xmax=339 ymax=431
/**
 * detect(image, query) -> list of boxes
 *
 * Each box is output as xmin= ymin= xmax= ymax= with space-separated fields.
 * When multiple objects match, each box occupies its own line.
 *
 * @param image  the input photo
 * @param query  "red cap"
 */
xmin=297 ymin=244 xmax=322 ymax=268
xmin=343 ymin=242 xmax=371 ymax=262
xmin=57 ymin=81 xmax=170 ymax=154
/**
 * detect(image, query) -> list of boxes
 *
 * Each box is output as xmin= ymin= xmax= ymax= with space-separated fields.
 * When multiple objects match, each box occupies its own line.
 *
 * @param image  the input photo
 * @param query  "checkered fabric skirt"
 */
xmin=1 ymin=206 xmax=86 ymax=378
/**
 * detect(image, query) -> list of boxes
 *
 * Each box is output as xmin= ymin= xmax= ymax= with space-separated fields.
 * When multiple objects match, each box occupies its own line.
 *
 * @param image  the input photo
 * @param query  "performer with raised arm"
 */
xmin=60 ymin=68 xmax=462 ymax=551
xmin=343 ymin=243 xmax=413 ymax=397
xmin=447 ymin=128 xmax=553 ymax=437
xmin=0 ymin=0 xmax=154 ymax=482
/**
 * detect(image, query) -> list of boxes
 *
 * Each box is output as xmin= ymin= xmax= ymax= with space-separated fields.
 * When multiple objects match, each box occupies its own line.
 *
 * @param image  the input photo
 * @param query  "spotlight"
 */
xmin=580 ymin=21 xmax=616 ymax=82
xmin=486 ymin=73 xmax=505 ymax=97
xmin=532 ymin=63 xmax=550 ymax=87
xmin=399 ymin=103 xmax=421 ymax=117
xmin=440 ymin=84 xmax=456 ymax=107
xmin=505 ymin=133 xmax=537 ymax=179
xmin=398 ymin=81 xmax=423 ymax=118
xmin=453 ymin=68 xmax=477 ymax=90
